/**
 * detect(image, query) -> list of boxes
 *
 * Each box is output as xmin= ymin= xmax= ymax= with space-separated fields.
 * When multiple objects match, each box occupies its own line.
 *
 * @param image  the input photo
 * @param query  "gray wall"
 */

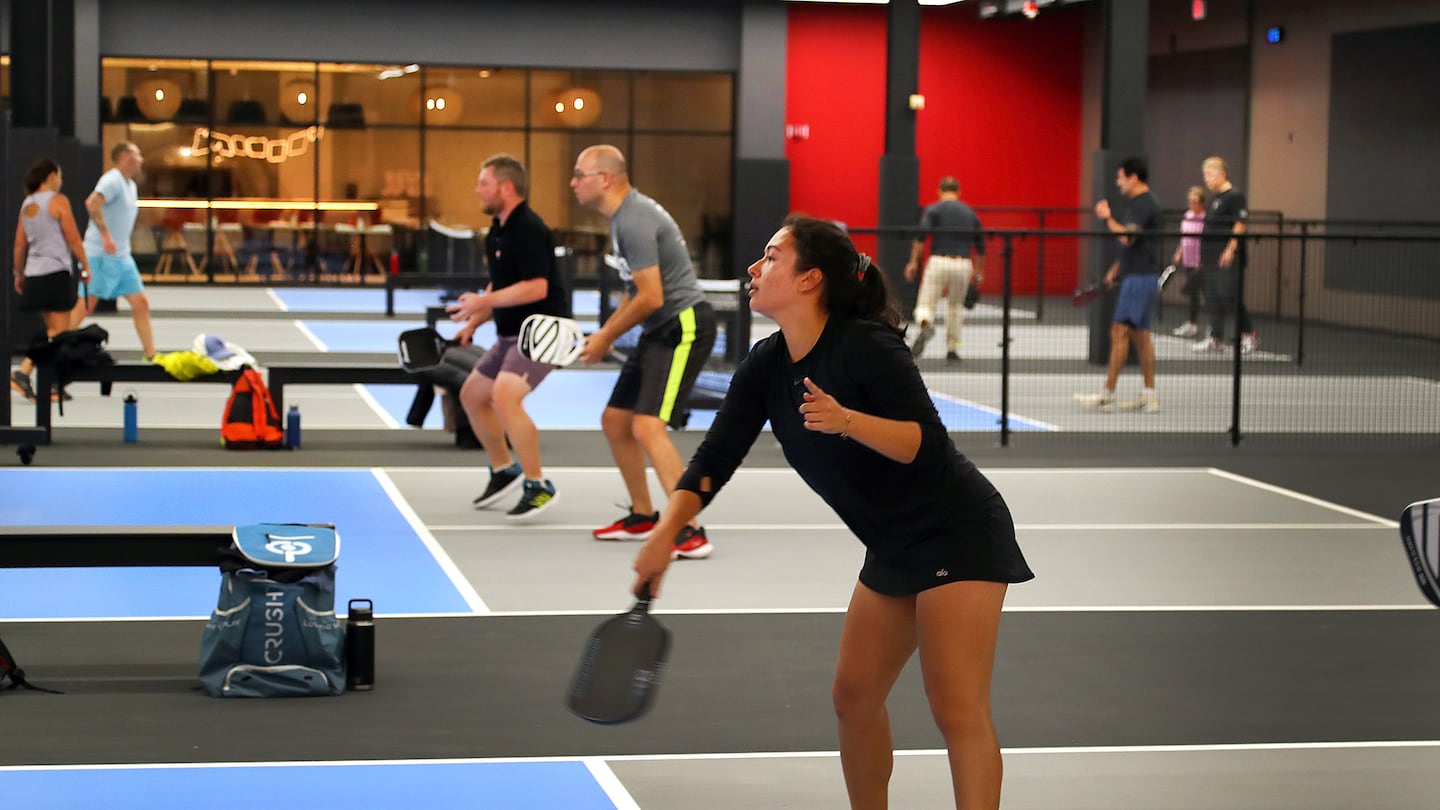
xmin=1325 ymin=23 xmax=1440 ymax=225
xmin=97 ymin=0 xmax=742 ymax=71
xmin=1145 ymin=47 xmax=1248 ymax=209
xmin=1324 ymin=22 xmax=1440 ymax=299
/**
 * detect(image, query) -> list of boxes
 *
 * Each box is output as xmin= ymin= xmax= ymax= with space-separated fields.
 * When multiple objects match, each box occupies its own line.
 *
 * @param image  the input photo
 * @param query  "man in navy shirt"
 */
xmin=1076 ymin=157 xmax=1163 ymax=413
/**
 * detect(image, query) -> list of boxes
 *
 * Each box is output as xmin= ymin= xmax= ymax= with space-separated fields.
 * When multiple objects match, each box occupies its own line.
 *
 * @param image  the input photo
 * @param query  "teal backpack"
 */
xmin=198 ymin=524 xmax=346 ymax=697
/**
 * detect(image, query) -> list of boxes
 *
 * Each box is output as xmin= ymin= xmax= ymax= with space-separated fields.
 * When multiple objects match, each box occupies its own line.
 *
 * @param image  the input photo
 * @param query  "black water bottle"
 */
xmin=345 ymin=599 xmax=375 ymax=691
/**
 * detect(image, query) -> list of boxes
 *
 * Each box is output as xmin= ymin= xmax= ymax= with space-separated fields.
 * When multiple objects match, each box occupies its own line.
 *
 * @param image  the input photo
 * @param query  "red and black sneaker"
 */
xmin=592 ymin=510 xmax=659 ymax=541
xmin=672 ymin=525 xmax=713 ymax=560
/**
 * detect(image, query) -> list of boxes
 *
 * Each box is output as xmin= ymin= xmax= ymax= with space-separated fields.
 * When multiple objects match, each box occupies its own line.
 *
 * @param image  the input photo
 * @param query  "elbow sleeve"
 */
xmin=675 ymin=463 xmax=721 ymax=508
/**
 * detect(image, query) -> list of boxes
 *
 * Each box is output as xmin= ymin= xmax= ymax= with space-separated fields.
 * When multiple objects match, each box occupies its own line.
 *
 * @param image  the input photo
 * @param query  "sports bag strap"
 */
xmin=0 ymin=634 xmax=64 ymax=694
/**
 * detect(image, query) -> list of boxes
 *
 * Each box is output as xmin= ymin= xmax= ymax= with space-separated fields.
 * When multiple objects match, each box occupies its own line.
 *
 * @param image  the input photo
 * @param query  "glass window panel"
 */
xmin=631 ymin=134 xmax=733 ymax=278
xmin=633 ymin=72 xmax=733 ymax=133
xmin=422 ymin=130 xmax=527 ymax=230
xmin=529 ymin=131 xmax=631 ymax=284
xmin=102 ymin=58 xmax=209 ymax=126
xmin=319 ymin=62 xmax=421 ymax=128
xmin=531 ymin=70 xmax=629 ymax=132
xmin=423 ymin=66 xmax=526 ymax=128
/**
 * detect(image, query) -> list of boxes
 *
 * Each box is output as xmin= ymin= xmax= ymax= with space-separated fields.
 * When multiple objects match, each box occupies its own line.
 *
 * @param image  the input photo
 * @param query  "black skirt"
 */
xmin=858 ymin=494 xmax=1034 ymax=597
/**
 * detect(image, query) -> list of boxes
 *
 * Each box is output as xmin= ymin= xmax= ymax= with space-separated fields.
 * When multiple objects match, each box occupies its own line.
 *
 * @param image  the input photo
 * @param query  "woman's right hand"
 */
xmin=632 ymin=533 xmax=675 ymax=599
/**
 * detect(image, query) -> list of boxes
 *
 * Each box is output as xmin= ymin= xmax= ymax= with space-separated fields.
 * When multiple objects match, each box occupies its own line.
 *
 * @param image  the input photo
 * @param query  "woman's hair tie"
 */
xmin=856 ymin=253 xmax=872 ymax=279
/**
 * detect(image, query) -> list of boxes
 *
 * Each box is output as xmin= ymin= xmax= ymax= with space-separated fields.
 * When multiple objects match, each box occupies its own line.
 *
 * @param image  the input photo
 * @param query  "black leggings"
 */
xmin=1202 ymin=265 xmax=1253 ymax=341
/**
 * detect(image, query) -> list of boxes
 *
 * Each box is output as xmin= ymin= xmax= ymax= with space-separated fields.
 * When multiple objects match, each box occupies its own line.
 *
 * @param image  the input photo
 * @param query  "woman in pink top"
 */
xmin=1169 ymin=186 xmax=1206 ymax=338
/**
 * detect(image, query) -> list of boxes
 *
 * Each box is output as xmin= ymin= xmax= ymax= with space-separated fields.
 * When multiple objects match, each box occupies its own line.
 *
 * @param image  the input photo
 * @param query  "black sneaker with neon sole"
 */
xmin=507 ymin=480 xmax=558 ymax=521
xmin=473 ymin=465 xmax=523 ymax=509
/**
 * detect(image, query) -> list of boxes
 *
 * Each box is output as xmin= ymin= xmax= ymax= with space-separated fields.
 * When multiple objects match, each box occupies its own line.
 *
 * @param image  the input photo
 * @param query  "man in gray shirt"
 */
xmin=904 ymin=176 xmax=985 ymax=364
xmin=572 ymin=144 xmax=717 ymax=561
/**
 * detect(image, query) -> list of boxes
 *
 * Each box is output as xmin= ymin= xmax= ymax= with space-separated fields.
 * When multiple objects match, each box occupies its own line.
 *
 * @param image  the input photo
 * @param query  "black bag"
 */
xmin=963 ymin=280 xmax=981 ymax=310
xmin=24 ymin=324 xmax=114 ymax=410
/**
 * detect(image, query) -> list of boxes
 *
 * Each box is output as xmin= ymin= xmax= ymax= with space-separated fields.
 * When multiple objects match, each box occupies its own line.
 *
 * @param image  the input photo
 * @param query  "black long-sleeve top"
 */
xmin=676 ymin=316 xmax=1005 ymax=561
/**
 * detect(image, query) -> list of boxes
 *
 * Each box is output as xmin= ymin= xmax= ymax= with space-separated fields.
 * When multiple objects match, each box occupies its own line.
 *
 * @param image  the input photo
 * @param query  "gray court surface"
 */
xmin=5 ymin=285 xmax=1439 ymax=809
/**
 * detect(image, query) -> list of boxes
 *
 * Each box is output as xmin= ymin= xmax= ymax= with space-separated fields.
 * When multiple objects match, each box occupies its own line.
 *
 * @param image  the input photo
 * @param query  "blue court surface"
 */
xmin=272 ymin=287 xmax=604 ymax=317
xmin=0 ymin=469 xmax=473 ymax=619
xmin=0 ymin=760 xmax=625 ymax=810
xmin=362 ymin=378 xmax=1052 ymax=433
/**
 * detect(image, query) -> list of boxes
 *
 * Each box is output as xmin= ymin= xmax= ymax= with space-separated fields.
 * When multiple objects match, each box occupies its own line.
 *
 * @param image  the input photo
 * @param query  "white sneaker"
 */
xmin=1240 ymin=333 xmax=1259 ymax=354
xmin=1119 ymin=393 xmax=1161 ymax=413
xmin=1191 ymin=337 xmax=1224 ymax=353
xmin=1171 ymin=322 xmax=1199 ymax=338
xmin=1074 ymin=391 xmax=1116 ymax=412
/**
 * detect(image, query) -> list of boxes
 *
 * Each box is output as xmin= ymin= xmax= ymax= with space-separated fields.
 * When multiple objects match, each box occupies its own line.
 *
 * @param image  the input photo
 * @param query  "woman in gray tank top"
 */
xmin=11 ymin=158 xmax=92 ymax=401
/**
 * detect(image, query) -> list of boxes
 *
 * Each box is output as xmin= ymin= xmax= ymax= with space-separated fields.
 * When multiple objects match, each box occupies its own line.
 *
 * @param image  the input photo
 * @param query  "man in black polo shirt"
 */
xmin=1193 ymin=156 xmax=1258 ymax=354
xmin=447 ymin=154 xmax=570 ymax=520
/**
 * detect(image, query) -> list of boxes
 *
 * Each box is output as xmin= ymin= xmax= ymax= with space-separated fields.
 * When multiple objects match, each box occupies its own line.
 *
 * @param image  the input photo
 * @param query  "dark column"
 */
xmin=50 ymin=0 xmax=76 ymax=137
xmin=1087 ymin=0 xmax=1149 ymax=364
xmin=876 ymin=0 xmax=921 ymax=315
xmin=731 ymin=2 xmax=790 ymax=361
xmin=10 ymin=0 xmax=52 ymax=129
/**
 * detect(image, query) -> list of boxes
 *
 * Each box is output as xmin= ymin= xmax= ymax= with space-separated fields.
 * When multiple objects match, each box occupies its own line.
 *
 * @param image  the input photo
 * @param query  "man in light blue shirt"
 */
xmin=84 ymin=141 xmax=155 ymax=358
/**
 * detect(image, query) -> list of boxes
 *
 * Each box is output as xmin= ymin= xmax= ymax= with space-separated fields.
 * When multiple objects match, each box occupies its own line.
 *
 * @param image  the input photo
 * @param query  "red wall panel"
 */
xmin=786 ymin=6 xmax=1086 ymax=292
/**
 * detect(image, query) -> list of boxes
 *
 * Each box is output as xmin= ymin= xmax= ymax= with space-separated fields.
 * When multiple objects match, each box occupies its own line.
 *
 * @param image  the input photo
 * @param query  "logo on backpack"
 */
xmin=221 ymin=368 xmax=284 ymax=449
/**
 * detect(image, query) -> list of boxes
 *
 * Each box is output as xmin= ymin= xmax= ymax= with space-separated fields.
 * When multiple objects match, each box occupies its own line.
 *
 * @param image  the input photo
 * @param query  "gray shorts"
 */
xmin=473 ymin=335 xmax=557 ymax=387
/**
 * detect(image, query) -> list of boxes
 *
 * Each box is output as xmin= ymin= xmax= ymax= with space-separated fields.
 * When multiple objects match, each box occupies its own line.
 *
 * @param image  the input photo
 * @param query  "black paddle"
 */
xmin=1400 ymin=497 xmax=1440 ymax=608
xmin=566 ymin=581 xmax=671 ymax=724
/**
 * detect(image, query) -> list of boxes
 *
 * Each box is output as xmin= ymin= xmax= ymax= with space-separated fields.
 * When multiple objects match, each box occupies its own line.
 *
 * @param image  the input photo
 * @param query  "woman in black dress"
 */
xmin=633 ymin=216 xmax=1033 ymax=809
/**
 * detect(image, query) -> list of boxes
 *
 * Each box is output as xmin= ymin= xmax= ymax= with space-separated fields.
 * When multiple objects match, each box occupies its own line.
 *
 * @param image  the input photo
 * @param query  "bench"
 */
xmin=30 ymin=362 xmax=418 ymax=443
xmin=266 ymin=364 xmax=418 ymax=415
xmin=32 ymin=363 xmax=242 ymax=436
xmin=0 ymin=525 xmax=232 ymax=568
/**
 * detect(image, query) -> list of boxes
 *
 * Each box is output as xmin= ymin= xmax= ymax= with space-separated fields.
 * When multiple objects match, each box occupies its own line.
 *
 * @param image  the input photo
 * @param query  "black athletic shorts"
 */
xmin=607 ymin=302 xmax=717 ymax=429
xmin=858 ymin=496 xmax=1032 ymax=597
xmin=18 ymin=270 xmax=77 ymax=314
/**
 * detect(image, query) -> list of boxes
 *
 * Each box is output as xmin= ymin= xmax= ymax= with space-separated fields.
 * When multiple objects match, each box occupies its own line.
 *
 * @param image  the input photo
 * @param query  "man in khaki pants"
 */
xmin=904 ymin=176 xmax=984 ymax=364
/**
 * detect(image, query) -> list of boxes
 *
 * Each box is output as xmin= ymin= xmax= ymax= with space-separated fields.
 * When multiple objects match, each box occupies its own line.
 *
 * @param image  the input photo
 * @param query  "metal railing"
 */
xmin=840 ymin=224 xmax=1440 ymax=447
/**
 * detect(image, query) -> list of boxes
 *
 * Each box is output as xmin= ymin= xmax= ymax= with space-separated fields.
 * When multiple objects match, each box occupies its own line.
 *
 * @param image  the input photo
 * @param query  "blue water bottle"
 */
xmin=286 ymin=404 xmax=301 ymax=449
xmin=123 ymin=391 xmax=139 ymax=443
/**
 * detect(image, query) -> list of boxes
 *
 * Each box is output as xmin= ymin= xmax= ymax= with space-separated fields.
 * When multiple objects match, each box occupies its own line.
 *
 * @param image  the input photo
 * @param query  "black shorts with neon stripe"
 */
xmin=607 ymin=302 xmax=717 ymax=429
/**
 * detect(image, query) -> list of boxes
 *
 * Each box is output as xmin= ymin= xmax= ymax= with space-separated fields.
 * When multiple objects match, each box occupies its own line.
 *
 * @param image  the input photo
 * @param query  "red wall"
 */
xmin=786 ymin=5 xmax=1085 ymax=292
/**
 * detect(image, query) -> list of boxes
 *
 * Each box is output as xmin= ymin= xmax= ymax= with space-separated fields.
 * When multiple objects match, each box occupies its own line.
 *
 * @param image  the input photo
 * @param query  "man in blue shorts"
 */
xmin=571 ymin=144 xmax=717 ymax=560
xmin=1075 ymin=157 xmax=1162 ymax=413
xmin=84 ymin=141 xmax=156 ymax=359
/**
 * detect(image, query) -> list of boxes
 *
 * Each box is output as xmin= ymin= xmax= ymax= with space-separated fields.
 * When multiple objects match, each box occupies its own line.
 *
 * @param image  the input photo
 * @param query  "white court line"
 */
xmin=428 ymin=522 xmax=1387 ymax=533
xmin=354 ymin=383 xmax=402 ymax=429
xmin=265 ymin=287 xmax=289 ymax=312
xmin=582 ymin=758 xmax=643 ymax=810
xmin=370 ymin=468 xmax=489 ymax=614
xmin=1206 ymin=468 xmax=1398 ymax=527
xmin=292 ymin=319 xmax=327 ymax=351
xmin=8 ymin=740 xmax=1436 ymax=773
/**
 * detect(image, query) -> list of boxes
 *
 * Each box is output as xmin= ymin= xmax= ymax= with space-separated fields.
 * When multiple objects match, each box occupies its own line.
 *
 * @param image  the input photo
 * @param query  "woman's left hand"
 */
xmin=800 ymin=377 xmax=850 ymax=436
